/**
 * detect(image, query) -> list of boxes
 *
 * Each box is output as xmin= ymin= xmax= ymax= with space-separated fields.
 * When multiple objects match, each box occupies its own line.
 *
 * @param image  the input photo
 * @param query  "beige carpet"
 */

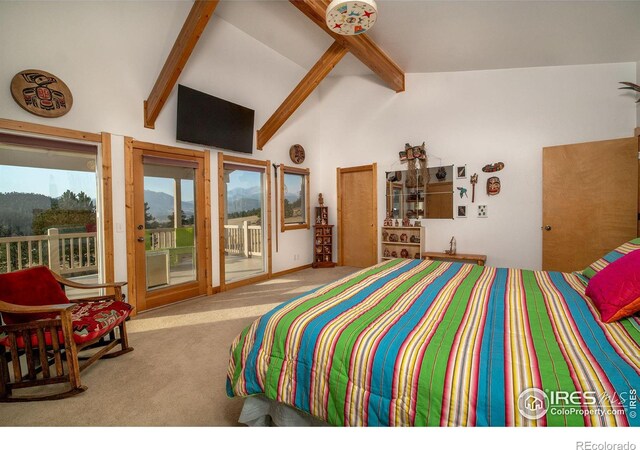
xmin=0 ymin=266 xmax=358 ymax=426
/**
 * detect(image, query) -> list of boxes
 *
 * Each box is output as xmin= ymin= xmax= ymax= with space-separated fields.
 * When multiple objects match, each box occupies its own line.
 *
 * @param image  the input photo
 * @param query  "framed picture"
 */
xmin=456 ymin=165 xmax=467 ymax=179
xmin=457 ymin=205 xmax=467 ymax=218
xmin=399 ymin=151 xmax=407 ymax=162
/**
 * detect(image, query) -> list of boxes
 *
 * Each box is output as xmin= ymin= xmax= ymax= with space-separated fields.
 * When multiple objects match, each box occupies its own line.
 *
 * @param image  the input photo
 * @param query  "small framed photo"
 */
xmin=457 ymin=205 xmax=467 ymax=218
xmin=456 ymin=165 xmax=467 ymax=179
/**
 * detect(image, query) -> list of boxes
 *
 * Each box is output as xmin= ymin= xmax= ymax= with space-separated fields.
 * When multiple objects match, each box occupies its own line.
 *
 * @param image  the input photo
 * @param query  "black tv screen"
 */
xmin=176 ymin=85 xmax=254 ymax=153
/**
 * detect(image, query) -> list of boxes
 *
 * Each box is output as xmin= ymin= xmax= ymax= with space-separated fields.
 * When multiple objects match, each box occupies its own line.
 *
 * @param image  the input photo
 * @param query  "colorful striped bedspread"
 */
xmin=226 ymin=259 xmax=640 ymax=426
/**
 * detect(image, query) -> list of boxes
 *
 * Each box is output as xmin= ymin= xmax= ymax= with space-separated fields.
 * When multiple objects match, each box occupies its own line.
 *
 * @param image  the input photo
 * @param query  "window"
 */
xmin=0 ymin=132 xmax=101 ymax=299
xmin=279 ymin=165 xmax=310 ymax=232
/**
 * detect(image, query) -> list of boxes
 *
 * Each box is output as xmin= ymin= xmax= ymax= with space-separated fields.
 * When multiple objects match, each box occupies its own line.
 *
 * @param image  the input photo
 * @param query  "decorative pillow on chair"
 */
xmin=0 ymin=266 xmax=71 ymax=324
xmin=582 ymin=238 xmax=640 ymax=279
xmin=585 ymin=249 xmax=640 ymax=323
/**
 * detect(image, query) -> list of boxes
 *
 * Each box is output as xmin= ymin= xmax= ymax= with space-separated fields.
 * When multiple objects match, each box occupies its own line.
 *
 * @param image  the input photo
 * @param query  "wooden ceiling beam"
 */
xmin=290 ymin=0 xmax=405 ymax=93
xmin=257 ymin=41 xmax=348 ymax=150
xmin=144 ymin=0 xmax=219 ymax=129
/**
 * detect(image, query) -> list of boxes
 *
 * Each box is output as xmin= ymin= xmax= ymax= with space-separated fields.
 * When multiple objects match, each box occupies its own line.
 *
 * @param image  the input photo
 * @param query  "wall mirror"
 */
xmin=385 ymin=165 xmax=454 ymax=220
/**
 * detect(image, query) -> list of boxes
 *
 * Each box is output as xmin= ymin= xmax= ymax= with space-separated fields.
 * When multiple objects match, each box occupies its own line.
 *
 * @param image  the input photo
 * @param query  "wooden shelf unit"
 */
xmin=313 ymin=206 xmax=336 ymax=268
xmin=381 ymin=225 xmax=425 ymax=261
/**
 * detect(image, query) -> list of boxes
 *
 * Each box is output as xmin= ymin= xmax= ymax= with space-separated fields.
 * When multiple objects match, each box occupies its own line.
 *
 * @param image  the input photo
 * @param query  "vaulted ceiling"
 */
xmin=215 ymin=0 xmax=640 ymax=75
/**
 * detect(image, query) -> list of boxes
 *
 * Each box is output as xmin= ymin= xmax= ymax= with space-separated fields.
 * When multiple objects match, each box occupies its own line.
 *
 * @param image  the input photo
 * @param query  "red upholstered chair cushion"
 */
xmin=0 ymin=300 xmax=132 ymax=348
xmin=0 ymin=266 xmax=70 ymax=324
xmin=585 ymin=250 xmax=640 ymax=323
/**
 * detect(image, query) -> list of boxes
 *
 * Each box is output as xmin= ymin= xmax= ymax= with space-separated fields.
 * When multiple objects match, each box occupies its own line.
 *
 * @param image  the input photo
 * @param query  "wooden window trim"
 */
xmin=0 ymin=119 xmax=114 ymax=291
xmin=279 ymin=164 xmax=310 ymax=233
xmin=0 ymin=118 xmax=101 ymax=142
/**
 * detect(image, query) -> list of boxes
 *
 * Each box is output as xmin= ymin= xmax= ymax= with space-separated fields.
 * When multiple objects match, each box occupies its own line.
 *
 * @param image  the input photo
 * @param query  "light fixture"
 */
xmin=325 ymin=0 xmax=378 ymax=36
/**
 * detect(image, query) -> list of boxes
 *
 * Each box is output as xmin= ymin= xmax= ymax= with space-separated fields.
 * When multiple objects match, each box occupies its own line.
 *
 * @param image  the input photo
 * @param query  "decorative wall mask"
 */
xmin=289 ymin=144 xmax=305 ymax=164
xmin=487 ymin=176 xmax=501 ymax=196
xmin=400 ymin=142 xmax=428 ymax=189
xmin=10 ymin=69 xmax=73 ymax=118
xmin=482 ymin=162 xmax=504 ymax=173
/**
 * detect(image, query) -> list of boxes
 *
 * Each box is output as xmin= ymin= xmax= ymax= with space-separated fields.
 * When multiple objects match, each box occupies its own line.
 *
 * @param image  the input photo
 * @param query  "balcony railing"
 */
xmin=0 ymin=228 xmax=97 ymax=275
xmin=224 ymin=222 xmax=262 ymax=257
xmin=147 ymin=228 xmax=177 ymax=250
xmin=0 ymin=223 xmax=265 ymax=275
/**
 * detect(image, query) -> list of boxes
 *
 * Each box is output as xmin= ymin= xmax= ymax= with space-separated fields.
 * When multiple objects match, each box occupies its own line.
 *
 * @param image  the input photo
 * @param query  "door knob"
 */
xmin=137 ymin=237 xmax=145 ymax=242
xmin=544 ymin=225 xmax=552 ymax=231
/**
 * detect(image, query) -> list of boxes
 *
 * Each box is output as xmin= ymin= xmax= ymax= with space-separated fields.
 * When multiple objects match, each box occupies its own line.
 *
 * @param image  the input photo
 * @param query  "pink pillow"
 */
xmin=585 ymin=249 xmax=640 ymax=323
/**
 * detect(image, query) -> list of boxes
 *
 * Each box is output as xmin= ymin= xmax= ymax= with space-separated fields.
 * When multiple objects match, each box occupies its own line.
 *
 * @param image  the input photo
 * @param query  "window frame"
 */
xmin=279 ymin=164 xmax=310 ymax=232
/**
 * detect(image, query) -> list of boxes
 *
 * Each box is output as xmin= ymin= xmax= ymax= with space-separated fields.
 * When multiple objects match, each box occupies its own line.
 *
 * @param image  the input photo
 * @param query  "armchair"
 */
xmin=0 ymin=266 xmax=133 ymax=401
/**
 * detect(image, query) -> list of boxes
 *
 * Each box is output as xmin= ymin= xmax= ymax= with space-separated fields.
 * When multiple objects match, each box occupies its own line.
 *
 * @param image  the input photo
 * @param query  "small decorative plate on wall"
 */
xmin=10 ymin=69 xmax=73 ymax=118
xmin=289 ymin=144 xmax=305 ymax=164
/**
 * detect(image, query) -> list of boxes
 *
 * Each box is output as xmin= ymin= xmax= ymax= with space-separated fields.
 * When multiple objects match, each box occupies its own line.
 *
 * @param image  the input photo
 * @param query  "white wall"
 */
xmin=0 ymin=1 xmax=322 ymax=288
xmin=315 ymin=63 xmax=637 ymax=269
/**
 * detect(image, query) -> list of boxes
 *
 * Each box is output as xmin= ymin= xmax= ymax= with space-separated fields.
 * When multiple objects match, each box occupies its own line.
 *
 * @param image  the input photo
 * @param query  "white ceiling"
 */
xmin=214 ymin=1 xmax=640 ymax=76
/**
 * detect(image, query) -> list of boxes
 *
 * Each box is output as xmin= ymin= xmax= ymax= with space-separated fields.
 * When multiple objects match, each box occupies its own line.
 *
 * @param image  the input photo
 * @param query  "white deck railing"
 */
xmin=148 ymin=228 xmax=177 ymax=250
xmin=224 ymin=222 xmax=262 ymax=257
xmin=0 ymin=228 xmax=97 ymax=275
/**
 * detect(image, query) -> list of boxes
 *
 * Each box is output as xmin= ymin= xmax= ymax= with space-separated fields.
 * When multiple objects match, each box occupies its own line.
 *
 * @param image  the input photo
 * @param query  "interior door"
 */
xmin=542 ymin=137 xmax=638 ymax=272
xmin=131 ymin=145 xmax=208 ymax=312
xmin=337 ymin=164 xmax=377 ymax=267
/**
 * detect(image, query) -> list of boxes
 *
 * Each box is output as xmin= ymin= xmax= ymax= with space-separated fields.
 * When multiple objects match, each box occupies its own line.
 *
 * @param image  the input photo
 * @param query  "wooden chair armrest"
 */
xmin=51 ymin=272 xmax=127 ymax=290
xmin=69 ymin=295 xmax=116 ymax=304
xmin=0 ymin=300 xmax=75 ymax=315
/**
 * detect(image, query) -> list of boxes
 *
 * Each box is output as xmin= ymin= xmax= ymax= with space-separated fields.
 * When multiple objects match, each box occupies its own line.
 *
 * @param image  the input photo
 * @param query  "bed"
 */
xmin=226 ymin=256 xmax=640 ymax=427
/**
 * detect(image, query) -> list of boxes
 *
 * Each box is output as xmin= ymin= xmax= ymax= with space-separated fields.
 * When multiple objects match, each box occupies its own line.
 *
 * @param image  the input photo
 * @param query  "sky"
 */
xmin=227 ymin=169 xmax=261 ymax=191
xmin=0 ymin=166 xmax=97 ymax=199
xmin=144 ymin=177 xmax=194 ymax=203
xmin=0 ymin=167 xmax=195 ymax=203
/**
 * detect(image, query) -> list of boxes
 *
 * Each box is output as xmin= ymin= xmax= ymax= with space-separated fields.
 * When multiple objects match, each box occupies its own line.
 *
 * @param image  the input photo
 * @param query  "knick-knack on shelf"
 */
xmin=445 ymin=236 xmax=457 ymax=255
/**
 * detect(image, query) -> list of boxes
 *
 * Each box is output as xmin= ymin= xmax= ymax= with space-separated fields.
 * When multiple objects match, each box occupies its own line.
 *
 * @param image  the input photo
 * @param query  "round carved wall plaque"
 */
xmin=289 ymin=144 xmax=305 ymax=164
xmin=10 ymin=69 xmax=73 ymax=118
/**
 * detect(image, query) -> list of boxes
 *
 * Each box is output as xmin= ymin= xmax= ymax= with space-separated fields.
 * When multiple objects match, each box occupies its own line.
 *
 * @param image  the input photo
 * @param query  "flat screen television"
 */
xmin=176 ymin=84 xmax=254 ymax=154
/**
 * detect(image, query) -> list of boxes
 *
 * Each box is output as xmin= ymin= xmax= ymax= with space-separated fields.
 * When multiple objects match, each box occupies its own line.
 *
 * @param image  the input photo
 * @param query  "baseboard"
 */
xmin=207 ymin=285 xmax=221 ymax=296
xmin=271 ymin=263 xmax=313 ymax=278
xmin=221 ymin=273 xmax=270 ymax=292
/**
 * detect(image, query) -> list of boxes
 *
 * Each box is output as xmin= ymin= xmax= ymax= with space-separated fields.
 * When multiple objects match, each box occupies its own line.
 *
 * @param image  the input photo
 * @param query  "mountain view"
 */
xmin=144 ymin=190 xmax=194 ymax=222
xmin=0 ymin=192 xmax=56 ymax=236
xmin=226 ymin=186 xmax=262 ymax=214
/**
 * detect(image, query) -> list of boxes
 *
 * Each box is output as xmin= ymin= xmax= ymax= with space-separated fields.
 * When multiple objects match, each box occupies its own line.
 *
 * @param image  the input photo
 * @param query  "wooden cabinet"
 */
xmin=381 ymin=226 xmax=425 ymax=262
xmin=313 ymin=206 xmax=336 ymax=268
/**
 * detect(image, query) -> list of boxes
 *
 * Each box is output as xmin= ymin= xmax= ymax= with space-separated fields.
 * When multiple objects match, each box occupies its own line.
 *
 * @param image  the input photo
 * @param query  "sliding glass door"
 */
xmin=222 ymin=162 xmax=267 ymax=284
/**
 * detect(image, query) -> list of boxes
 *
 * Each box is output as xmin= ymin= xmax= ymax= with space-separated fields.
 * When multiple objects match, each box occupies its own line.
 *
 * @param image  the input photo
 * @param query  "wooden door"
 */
xmin=337 ymin=164 xmax=377 ymax=267
xmin=542 ymin=137 xmax=638 ymax=272
xmin=127 ymin=141 xmax=210 ymax=312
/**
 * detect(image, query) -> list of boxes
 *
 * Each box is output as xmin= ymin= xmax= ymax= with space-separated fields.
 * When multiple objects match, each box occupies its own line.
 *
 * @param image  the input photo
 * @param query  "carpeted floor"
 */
xmin=0 ymin=266 xmax=358 ymax=426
